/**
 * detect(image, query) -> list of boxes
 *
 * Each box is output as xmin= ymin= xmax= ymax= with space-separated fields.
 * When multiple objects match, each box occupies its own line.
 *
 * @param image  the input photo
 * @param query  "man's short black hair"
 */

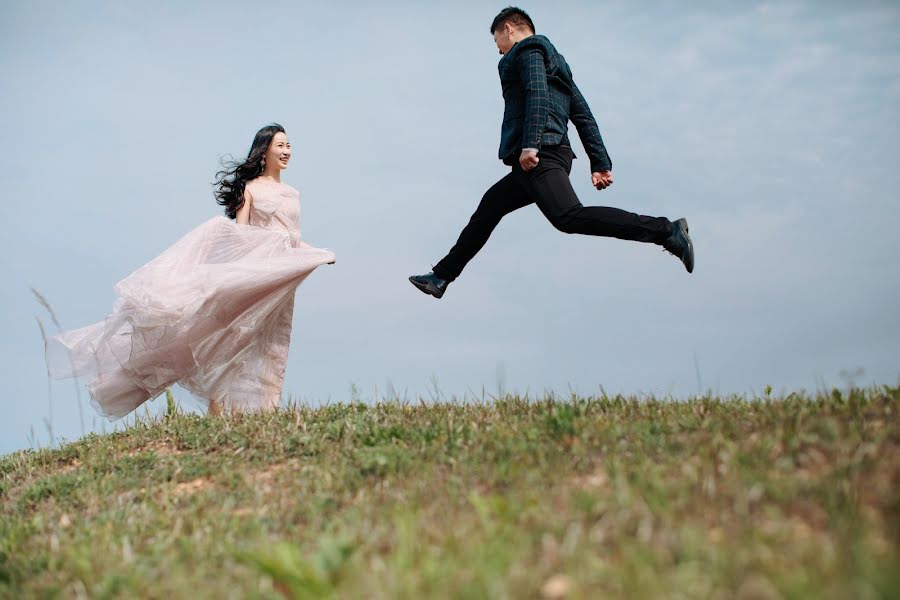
xmin=490 ymin=7 xmax=535 ymax=34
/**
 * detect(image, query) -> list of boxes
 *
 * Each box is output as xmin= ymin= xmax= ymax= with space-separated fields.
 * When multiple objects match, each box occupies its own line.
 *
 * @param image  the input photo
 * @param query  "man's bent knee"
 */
xmin=549 ymin=213 xmax=579 ymax=234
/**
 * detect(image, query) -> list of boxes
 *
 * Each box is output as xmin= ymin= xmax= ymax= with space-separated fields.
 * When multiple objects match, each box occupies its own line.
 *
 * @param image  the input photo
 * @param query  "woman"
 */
xmin=46 ymin=124 xmax=335 ymax=419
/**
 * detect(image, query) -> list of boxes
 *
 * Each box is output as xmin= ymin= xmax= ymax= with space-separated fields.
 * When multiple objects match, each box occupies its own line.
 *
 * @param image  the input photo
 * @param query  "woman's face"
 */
xmin=265 ymin=132 xmax=291 ymax=170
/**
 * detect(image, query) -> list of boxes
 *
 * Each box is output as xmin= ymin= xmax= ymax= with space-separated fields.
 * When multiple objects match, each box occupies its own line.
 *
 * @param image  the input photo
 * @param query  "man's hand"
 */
xmin=519 ymin=149 xmax=540 ymax=171
xmin=592 ymin=170 xmax=614 ymax=190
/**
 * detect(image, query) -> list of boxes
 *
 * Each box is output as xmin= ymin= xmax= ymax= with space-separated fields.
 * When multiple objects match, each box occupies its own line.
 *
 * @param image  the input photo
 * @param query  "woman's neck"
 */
xmin=260 ymin=168 xmax=282 ymax=183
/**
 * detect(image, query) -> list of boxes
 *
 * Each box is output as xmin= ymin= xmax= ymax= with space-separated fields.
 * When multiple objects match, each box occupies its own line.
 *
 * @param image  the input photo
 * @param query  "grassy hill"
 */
xmin=1 ymin=387 xmax=898 ymax=599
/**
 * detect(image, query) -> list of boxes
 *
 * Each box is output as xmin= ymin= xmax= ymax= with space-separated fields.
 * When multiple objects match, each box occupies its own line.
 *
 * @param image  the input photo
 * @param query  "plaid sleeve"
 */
xmin=569 ymin=79 xmax=612 ymax=172
xmin=518 ymin=48 xmax=550 ymax=151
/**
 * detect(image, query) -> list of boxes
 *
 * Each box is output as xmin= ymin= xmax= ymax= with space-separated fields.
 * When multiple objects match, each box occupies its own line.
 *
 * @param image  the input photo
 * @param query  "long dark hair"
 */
xmin=215 ymin=123 xmax=285 ymax=219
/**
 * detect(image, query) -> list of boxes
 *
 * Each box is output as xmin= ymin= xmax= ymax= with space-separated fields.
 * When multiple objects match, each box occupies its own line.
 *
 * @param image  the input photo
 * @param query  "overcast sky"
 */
xmin=2 ymin=0 xmax=898 ymax=454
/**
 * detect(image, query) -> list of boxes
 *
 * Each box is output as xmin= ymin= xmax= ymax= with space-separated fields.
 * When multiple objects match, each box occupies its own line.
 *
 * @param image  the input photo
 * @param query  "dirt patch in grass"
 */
xmin=572 ymin=470 xmax=610 ymax=490
xmin=127 ymin=438 xmax=182 ymax=457
xmin=173 ymin=477 xmax=212 ymax=496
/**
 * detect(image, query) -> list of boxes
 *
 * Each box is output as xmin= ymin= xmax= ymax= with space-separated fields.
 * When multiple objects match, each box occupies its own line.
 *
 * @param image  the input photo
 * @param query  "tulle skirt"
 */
xmin=46 ymin=216 xmax=335 ymax=419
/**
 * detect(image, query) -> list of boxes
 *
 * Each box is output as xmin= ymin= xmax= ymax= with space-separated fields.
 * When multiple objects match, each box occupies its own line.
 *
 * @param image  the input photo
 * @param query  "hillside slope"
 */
xmin=1 ymin=388 xmax=898 ymax=599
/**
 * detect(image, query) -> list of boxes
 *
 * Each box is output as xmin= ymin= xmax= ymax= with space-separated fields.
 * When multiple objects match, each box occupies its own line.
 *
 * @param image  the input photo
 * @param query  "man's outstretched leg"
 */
xmin=526 ymin=146 xmax=694 ymax=272
xmin=410 ymin=173 xmax=531 ymax=298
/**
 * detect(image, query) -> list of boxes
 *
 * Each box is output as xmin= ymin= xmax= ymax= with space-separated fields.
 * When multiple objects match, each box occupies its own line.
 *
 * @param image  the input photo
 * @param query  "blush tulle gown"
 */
xmin=46 ymin=178 xmax=335 ymax=419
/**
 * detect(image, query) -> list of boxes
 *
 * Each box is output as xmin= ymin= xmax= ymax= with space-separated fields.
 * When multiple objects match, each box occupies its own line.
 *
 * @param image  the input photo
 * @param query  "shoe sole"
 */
xmin=409 ymin=277 xmax=445 ymax=299
xmin=674 ymin=218 xmax=694 ymax=274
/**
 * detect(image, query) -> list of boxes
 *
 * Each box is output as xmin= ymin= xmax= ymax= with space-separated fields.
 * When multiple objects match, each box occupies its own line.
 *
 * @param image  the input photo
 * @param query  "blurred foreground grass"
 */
xmin=1 ymin=387 xmax=898 ymax=599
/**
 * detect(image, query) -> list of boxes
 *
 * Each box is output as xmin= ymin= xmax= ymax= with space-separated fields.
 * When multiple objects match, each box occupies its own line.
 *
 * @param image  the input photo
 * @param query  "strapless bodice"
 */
xmin=246 ymin=178 xmax=301 ymax=245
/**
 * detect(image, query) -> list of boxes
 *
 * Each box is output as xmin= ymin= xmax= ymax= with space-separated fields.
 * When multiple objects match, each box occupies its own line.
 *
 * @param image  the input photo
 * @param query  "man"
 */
xmin=410 ymin=7 xmax=694 ymax=299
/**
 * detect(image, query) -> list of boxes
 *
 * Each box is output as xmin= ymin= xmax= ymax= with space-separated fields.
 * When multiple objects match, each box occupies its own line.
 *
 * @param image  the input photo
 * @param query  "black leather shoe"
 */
xmin=663 ymin=218 xmax=694 ymax=273
xmin=409 ymin=272 xmax=449 ymax=299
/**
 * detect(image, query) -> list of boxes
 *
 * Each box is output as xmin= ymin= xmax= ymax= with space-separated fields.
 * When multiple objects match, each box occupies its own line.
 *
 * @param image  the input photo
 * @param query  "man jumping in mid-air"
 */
xmin=410 ymin=7 xmax=694 ymax=299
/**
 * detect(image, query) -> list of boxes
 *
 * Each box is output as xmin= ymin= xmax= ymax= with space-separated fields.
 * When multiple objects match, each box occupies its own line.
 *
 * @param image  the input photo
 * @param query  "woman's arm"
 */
xmin=234 ymin=188 xmax=253 ymax=225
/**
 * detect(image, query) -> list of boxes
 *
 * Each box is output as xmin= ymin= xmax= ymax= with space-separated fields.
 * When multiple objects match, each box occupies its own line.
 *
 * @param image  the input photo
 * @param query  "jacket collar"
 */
xmin=499 ymin=34 xmax=553 ymax=66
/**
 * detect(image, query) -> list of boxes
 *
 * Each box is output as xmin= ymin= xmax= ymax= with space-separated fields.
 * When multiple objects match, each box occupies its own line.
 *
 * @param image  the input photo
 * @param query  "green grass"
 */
xmin=1 ymin=387 xmax=898 ymax=599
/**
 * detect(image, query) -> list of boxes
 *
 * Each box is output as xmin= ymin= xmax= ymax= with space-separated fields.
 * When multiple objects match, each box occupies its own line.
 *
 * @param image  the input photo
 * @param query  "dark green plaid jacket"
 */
xmin=497 ymin=35 xmax=612 ymax=173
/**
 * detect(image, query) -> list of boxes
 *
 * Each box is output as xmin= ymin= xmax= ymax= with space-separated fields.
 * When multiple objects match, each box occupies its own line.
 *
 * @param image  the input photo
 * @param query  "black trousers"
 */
xmin=433 ymin=145 xmax=673 ymax=282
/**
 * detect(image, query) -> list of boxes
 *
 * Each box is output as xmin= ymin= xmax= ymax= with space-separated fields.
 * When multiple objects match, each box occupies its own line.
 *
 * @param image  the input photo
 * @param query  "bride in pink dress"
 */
xmin=46 ymin=124 xmax=335 ymax=419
